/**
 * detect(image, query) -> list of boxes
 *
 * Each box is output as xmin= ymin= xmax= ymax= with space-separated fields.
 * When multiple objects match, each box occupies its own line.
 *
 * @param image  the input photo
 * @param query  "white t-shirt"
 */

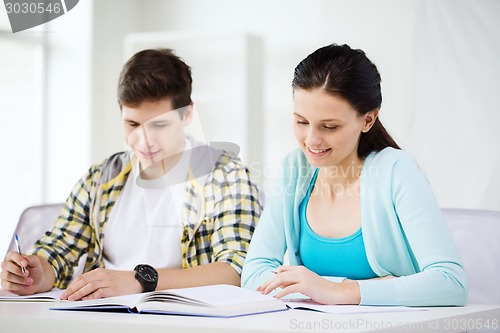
xmin=102 ymin=140 xmax=193 ymax=270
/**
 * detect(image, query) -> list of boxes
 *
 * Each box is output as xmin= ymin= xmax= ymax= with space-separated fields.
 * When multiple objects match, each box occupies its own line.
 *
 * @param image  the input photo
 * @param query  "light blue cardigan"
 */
xmin=241 ymin=148 xmax=468 ymax=306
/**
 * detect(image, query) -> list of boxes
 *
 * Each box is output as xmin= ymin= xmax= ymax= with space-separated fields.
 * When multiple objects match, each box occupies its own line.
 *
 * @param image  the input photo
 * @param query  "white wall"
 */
xmin=90 ymin=0 xmax=418 ymax=189
xmin=90 ymin=0 xmax=500 ymax=210
xmin=44 ymin=1 xmax=92 ymax=202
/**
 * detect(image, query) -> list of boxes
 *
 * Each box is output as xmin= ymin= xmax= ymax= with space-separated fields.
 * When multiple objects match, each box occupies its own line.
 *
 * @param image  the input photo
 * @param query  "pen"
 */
xmin=14 ymin=234 xmax=26 ymax=274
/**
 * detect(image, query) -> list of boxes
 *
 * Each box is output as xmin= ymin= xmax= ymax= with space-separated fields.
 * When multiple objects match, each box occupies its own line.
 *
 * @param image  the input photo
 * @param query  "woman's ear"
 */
xmin=361 ymin=109 xmax=379 ymax=133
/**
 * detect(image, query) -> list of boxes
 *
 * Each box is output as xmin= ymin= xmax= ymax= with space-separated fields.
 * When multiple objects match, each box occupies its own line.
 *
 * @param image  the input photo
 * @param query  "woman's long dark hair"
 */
xmin=292 ymin=44 xmax=400 ymax=158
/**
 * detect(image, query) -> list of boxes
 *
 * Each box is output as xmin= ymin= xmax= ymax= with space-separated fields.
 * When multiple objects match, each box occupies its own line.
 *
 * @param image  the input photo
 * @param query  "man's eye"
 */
xmin=128 ymin=123 xmax=139 ymax=127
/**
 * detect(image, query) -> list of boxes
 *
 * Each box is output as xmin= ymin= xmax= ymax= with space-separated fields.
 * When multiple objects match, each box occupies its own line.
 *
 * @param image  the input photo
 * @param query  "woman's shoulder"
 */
xmin=367 ymin=147 xmax=416 ymax=168
xmin=364 ymin=147 xmax=422 ymax=181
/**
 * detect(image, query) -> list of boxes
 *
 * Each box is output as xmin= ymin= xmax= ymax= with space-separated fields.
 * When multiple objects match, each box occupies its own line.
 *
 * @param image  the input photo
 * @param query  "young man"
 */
xmin=1 ymin=49 xmax=262 ymax=301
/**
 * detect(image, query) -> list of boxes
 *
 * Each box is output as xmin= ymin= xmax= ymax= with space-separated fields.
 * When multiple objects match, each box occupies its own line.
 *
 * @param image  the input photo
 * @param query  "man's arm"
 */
xmin=157 ymin=262 xmax=240 ymax=289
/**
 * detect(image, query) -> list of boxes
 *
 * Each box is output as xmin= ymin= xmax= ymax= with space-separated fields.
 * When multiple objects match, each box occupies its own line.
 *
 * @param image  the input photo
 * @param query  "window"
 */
xmin=0 ymin=24 xmax=45 ymax=254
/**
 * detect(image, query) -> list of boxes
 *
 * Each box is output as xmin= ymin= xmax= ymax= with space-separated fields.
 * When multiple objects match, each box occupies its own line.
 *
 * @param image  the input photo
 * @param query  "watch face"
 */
xmin=138 ymin=265 xmax=158 ymax=283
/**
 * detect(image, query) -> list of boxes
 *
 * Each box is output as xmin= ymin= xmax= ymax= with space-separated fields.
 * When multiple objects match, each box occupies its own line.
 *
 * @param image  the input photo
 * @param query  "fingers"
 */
xmin=61 ymin=269 xmax=108 ymax=301
xmin=1 ymin=260 xmax=34 ymax=293
xmin=3 ymin=251 xmax=27 ymax=275
xmin=258 ymin=268 xmax=294 ymax=295
xmin=1 ymin=252 xmax=32 ymax=287
xmin=274 ymin=284 xmax=302 ymax=299
xmin=257 ymin=278 xmax=272 ymax=292
xmin=66 ymin=280 xmax=107 ymax=301
xmin=81 ymin=288 xmax=109 ymax=301
xmin=1 ymin=261 xmax=30 ymax=282
xmin=258 ymin=266 xmax=313 ymax=296
xmin=61 ymin=275 xmax=90 ymax=301
xmin=256 ymin=267 xmax=281 ymax=292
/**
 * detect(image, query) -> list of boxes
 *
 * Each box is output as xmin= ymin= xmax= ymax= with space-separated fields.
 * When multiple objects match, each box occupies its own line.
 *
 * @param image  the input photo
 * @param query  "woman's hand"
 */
xmin=257 ymin=265 xmax=360 ymax=305
xmin=60 ymin=268 xmax=142 ymax=301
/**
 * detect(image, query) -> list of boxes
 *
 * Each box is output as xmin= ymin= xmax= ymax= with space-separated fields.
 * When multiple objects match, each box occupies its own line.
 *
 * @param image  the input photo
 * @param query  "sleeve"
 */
xmin=240 ymin=189 xmax=287 ymax=290
xmin=28 ymin=165 xmax=100 ymax=289
xmin=209 ymin=157 xmax=263 ymax=275
xmin=240 ymin=151 xmax=298 ymax=290
xmin=358 ymin=154 xmax=468 ymax=306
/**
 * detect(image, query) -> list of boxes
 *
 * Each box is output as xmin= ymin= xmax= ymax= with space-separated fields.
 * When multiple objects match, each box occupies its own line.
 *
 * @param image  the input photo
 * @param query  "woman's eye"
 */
xmin=324 ymin=125 xmax=338 ymax=131
xmin=296 ymin=120 xmax=308 ymax=125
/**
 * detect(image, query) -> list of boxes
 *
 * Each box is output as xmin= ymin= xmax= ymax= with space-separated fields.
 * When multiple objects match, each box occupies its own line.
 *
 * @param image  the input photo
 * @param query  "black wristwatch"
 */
xmin=134 ymin=264 xmax=158 ymax=292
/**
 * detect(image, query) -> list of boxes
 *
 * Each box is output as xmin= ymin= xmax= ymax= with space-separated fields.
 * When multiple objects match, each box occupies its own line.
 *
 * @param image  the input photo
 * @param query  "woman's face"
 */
xmin=293 ymin=88 xmax=374 ymax=168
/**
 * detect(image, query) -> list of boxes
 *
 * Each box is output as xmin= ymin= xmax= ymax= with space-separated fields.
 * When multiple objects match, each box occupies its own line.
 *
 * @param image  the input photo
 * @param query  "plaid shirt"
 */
xmin=30 ymin=146 xmax=262 ymax=289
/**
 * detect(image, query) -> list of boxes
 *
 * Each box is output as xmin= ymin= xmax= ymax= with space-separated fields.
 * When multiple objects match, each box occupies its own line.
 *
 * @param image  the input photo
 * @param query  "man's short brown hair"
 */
xmin=117 ymin=48 xmax=192 ymax=109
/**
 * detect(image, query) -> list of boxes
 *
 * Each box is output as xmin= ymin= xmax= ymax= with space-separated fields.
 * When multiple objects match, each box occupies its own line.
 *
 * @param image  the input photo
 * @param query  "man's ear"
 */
xmin=182 ymin=103 xmax=193 ymax=125
xmin=361 ymin=109 xmax=379 ymax=133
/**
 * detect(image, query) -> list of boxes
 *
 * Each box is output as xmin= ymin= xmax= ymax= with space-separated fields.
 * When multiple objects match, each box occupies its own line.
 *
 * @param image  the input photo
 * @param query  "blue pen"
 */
xmin=14 ymin=234 xmax=26 ymax=274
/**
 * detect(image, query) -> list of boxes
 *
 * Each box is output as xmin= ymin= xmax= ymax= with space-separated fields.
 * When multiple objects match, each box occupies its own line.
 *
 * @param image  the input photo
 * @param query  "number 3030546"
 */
xmin=5 ymin=2 xmax=62 ymax=14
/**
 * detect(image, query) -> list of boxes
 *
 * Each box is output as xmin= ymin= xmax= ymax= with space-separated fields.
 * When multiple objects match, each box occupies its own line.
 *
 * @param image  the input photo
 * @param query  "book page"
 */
xmin=50 ymin=285 xmax=288 ymax=317
xmin=141 ymin=284 xmax=279 ymax=307
xmin=0 ymin=288 xmax=64 ymax=302
xmin=50 ymin=292 xmax=144 ymax=310
xmin=284 ymin=298 xmax=426 ymax=314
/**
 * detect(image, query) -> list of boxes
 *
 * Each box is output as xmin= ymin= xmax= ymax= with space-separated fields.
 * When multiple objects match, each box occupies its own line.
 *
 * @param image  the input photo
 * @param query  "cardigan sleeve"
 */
xmin=358 ymin=152 xmax=468 ymax=306
xmin=240 ymin=177 xmax=288 ymax=290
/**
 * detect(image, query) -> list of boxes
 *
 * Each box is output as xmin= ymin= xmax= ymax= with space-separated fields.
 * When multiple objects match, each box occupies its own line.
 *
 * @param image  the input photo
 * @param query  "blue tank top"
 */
xmin=299 ymin=169 xmax=377 ymax=280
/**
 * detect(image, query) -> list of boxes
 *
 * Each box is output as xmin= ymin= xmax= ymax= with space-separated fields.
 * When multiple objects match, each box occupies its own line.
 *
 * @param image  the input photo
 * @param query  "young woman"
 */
xmin=241 ymin=44 xmax=467 ymax=306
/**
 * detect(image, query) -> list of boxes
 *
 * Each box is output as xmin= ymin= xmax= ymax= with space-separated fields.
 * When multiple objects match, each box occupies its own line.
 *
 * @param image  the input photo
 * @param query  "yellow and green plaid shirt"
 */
xmin=30 ymin=147 xmax=262 ymax=289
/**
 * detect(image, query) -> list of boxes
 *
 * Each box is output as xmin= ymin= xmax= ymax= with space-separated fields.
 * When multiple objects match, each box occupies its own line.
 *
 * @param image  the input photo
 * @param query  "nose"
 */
xmin=304 ymin=127 xmax=323 ymax=147
xmin=128 ymin=125 xmax=154 ymax=150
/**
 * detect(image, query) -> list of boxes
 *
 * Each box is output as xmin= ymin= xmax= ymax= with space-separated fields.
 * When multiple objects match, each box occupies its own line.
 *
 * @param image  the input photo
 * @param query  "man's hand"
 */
xmin=0 ymin=252 xmax=53 ymax=295
xmin=60 ymin=268 xmax=142 ymax=301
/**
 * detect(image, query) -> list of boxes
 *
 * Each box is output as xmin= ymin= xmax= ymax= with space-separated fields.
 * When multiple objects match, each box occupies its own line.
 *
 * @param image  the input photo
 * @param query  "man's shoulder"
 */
xmin=87 ymin=151 xmax=132 ymax=184
xmin=190 ymin=144 xmax=247 ymax=178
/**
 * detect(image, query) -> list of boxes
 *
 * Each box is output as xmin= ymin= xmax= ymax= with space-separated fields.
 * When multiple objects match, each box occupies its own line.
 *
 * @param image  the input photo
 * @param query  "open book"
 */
xmin=50 ymin=284 xmax=288 ymax=318
xmin=0 ymin=288 xmax=64 ymax=302
xmin=2 ymin=285 xmax=420 ymax=316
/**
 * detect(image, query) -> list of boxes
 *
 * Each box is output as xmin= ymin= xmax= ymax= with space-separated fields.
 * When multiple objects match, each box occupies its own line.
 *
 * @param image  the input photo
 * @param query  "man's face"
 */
xmin=122 ymin=99 xmax=192 ymax=178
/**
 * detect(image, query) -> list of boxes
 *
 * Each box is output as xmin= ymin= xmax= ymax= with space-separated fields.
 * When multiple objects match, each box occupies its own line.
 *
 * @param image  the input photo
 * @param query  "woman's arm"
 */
xmin=358 ymin=153 xmax=468 ymax=306
xmin=241 ymin=190 xmax=288 ymax=289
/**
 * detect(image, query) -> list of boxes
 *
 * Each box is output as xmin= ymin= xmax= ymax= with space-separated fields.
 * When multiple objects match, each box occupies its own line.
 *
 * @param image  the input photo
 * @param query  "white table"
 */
xmin=1 ymin=301 xmax=499 ymax=333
